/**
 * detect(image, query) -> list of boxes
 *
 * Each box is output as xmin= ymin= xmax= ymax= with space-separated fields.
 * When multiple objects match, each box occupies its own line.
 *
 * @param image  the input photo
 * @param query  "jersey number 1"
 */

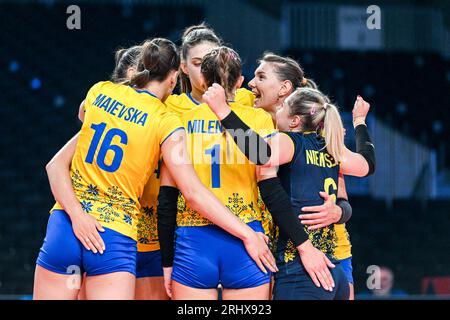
xmin=205 ymin=144 xmax=221 ymax=188
xmin=85 ymin=122 xmax=128 ymax=173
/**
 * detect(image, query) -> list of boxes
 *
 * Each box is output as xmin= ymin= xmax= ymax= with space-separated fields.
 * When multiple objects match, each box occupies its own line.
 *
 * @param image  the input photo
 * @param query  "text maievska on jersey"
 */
xmin=92 ymin=93 xmax=149 ymax=127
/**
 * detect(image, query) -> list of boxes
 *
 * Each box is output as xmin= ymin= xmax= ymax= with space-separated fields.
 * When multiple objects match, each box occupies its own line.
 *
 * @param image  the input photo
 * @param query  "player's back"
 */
xmin=165 ymin=88 xmax=254 ymax=117
xmin=279 ymin=132 xmax=340 ymax=211
xmin=277 ymin=131 xmax=350 ymax=262
xmin=177 ymin=101 xmax=274 ymax=226
xmin=57 ymin=81 xmax=181 ymax=239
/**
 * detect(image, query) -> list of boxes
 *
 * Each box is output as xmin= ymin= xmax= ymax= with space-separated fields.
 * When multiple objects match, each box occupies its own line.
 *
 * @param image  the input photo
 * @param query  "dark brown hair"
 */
xmin=111 ymin=45 xmax=142 ymax=83
xmin=129 ymin=38 xmax=180 ymax=88
xmin=180 ymin=23 xmax=222 ymax=93
xmin=201 ymin=46 xmax=242 ymax=100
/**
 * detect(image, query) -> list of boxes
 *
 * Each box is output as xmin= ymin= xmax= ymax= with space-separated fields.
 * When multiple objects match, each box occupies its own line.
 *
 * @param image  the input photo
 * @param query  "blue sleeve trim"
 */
xmin=263 ymin=132 xmax=278 ymax=139
xmin=160 ymin=127 xmax=185 ymax=146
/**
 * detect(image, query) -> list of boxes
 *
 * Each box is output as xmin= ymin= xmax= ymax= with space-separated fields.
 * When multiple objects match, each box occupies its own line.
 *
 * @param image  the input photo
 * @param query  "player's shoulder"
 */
xmin=128 ymin=88 xmax=165 ymax=109
xmin=231 ymin=101 xmax=272 ymax=124
xmin=87 ymin=80 xmax=113 ymax=93
xmin=235 ymin=88 xmax=255 ymax=107
xmin=165 ymin=93 xmax=197 ymax=116
xmin=164 ymin=93 xmax=183 ymax=107
xmin=180 ymin=101 xmax=207 ymax=120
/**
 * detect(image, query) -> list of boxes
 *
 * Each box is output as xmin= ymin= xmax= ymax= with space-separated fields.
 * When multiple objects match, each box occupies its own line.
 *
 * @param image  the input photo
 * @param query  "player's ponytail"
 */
xmin=201 ymin=46 xmax=242 ymax=101
xmin=323 ymin=102 xmax=345 ymax=163
xmin=286 ymin=88 xmax=345 ymax=162
xmin=180 ymin=23 xmax=222 ymax=93
xmin=299 ymin=77 xmax=318 ymax=90
xmin=260 ymin=53 xmax=317 ymax=91
xmin=111 ymin=45 xmax=142 ymax=83
xmin=129 ymin=38 xmax=180 ymax=88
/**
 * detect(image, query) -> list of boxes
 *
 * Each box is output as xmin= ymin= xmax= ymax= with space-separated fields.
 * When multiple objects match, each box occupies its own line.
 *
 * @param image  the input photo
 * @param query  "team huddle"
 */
xmin=33 ymin=24 xmax=375 ymax=300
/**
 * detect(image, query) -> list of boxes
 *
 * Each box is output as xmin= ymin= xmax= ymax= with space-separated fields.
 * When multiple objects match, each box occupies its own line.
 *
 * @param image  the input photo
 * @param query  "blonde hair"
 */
xmin=286 ymin=88 xmax=345 ymax=162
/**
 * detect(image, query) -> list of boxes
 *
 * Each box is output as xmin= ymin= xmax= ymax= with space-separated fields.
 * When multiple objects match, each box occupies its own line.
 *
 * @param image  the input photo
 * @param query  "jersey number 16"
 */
xmin=85 ymin=122 xmax=128 ymax=173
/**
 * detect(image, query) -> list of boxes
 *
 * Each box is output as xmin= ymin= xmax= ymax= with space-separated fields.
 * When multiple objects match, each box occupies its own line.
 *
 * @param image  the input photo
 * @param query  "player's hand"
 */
xmin=299 ymin=192 xmax=342 ymax=230
xmin=243 ymin=231 xmax=278 ymax=274
xmin=70 ymin=211 xmax=105 ymax=254
xmin=163 ymin=267 xmax=173 ymax=298
xmin=202 ymin=83 xmax=231 ymax=120
xmin=352 ymin=95 xmax=370 ymax=126
xmin=297 ymin=240 xmax=335 ymax=291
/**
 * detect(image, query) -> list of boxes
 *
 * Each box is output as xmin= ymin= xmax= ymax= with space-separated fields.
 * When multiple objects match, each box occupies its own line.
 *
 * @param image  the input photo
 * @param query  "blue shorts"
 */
xmin=136 ymin=250 xmax=163 ymax=278
xmin=172 ymin=220 xmax=271 ymax=289
xmin=338 ymin=257 xmax=354 ymax=284
xmin=36 ymin=210 xmax=137 ymax=277
xmin=273 ymin=257 xmax=350 ymax=300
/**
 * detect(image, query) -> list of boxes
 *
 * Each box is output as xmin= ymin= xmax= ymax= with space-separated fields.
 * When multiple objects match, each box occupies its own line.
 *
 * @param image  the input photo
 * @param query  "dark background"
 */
xmin=0 ymin=0 xmax=449 ymax=298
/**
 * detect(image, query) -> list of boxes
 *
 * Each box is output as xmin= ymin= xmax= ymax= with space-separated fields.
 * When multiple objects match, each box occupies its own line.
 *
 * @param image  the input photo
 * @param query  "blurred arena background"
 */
xmin=1 ymin=0 xmax=449 ymax=300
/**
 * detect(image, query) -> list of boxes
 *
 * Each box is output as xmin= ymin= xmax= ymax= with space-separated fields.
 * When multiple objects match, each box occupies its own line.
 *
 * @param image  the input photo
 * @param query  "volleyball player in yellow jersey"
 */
xmin=45 ymin=45 xmax=170 ymax=300
xmin=155 ymin=46 xmax=276 ymax=300
xmin=248 ymin=53 xmax=357 ymax=298
xmin=164 ymin=24 xmax=273 ymax=249
xmin=165 ymin=23 xmax=255 ymax=115
xmin=34 ymin=38 xmax=276 ymax=300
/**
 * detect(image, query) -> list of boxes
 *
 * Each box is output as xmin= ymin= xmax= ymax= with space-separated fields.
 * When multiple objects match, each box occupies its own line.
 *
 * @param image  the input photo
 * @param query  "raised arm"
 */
xmin=203 ymin=83 xmax=294 ymax=167
xmin=341 ymin=96 xmax=376 ymax=177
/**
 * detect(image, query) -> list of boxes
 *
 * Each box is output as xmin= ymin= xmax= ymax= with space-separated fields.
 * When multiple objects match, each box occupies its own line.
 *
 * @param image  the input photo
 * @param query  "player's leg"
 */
xmin=85 ymin=272 xmax=135 ymax=300
xmin=135 ymin=250 xmax=169 ymax=300
xmin=170 ymin=226 xmax=221 ymax=300
xmin=33 ymin=265 xmax=80 ymax=300
xmin=135 ymin=277 xmax=168 ymax=300
xmin=33 ymin=210 xmax=83 ymax=300
xmin=172 ymin=281 xmax=218 ymax=300
xmin=273 ymin=258 xmax=336 ymax=300
xmin=220 ymin=221 xmax=271 ymax=300
xmin=222 ymin=283 xmax=271 ymax=300
xmin=83 ymin=227 xmax=137 ymax=300
xmin=333 ymin=264 xmax=350 ymax=300
xmin=77 ymin=273 xmax=87 ymax=300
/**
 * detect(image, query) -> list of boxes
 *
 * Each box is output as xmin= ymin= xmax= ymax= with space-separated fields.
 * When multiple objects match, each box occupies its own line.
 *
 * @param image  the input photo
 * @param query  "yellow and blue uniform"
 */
xmin=37 ymin=81 xmax=183 ymax=277
xmin=165 ymin=88 xmax=255 ymax=116
xmin=272 ymin=131 xmax=350 ymax=300
xmin=171 ymin=100 xmax=275 ymax=289
xmin=133 ymin=88 xmax=259 ymax=278
xmin=135 ymin=162 xmax=164 ymax=278
xmin=134 ymin=91 xmax=199 ymax=278
xmin=165 ymin=89 xmax=275 ymax=242
xmin=236 ymin=88 xmax=275 ymax=249
xmin=134 ymin=91 xmax=198 ymax=278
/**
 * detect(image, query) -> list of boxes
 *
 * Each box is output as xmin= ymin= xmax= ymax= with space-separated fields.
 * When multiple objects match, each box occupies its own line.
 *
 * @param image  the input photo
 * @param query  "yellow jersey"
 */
xmin=52 ymin=81 xmax=183 ymax=240
xmin=133 ymin=88 xmax=256 ymax=249
xmin=136 ymin=160 xmax=161 ymax=251
xmin=135 ymin=92 xmax=199 ymax=252
xmin=165 ymin=88 xmax=254 ymax=116
xmin=177 ymin=101 xmax=275 ymax=227
xmin=235 ymin=88 xmax=255 ymax=107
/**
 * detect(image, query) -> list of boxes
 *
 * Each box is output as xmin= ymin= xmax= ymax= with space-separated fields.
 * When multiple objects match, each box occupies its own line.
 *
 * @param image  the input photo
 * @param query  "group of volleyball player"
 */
xmin=33 ymin=23 xmax=375 ymax=300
